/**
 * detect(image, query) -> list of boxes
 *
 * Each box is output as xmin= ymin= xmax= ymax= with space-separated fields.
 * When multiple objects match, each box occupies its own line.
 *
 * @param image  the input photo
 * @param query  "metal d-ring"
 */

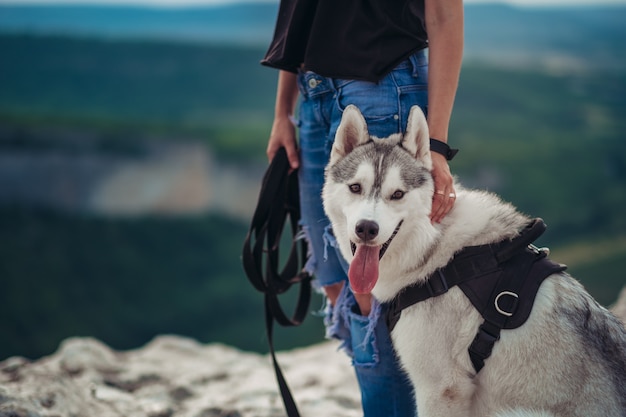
xmin=494 ymin=291 xmax=519 ymax=317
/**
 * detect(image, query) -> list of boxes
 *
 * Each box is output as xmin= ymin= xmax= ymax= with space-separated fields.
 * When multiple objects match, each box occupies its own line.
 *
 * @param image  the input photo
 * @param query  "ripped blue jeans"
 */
xmin=296 ymin=49 xmax=428 ymax=417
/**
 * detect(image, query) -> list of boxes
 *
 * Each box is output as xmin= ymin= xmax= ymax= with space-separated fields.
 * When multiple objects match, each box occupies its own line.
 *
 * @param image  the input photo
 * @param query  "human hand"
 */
xmin=430 ymin=152 xmax=455 ymax=223
xmin=266 ymin=115 xmax=299 ymax=171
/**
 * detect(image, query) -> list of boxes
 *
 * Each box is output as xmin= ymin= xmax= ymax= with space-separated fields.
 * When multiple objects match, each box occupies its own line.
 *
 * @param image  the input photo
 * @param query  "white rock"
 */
xmin=1 ymin=287 xmax=624 ymax=417
xmin=0 ymin=335 xmax=360 ymax=417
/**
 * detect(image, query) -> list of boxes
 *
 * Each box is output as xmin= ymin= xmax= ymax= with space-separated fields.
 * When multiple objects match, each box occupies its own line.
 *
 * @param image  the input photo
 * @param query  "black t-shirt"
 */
xmin=261 ymin=0 xmax=428 ymax=82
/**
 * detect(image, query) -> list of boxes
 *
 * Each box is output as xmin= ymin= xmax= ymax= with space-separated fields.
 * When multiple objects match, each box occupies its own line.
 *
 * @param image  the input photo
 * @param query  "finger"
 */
xmin=432 ymin=201 xmax=446 ymax=223
xmin=266 ymin=143 xmax=279 ymax=162
xmin=438 ymin=190 xmax=456 ymax=222
xmin=267 ymin=140 xmax=300 ymax=170
xmin=285 ymin=145 xmax=300 ymax=170
xmin=430 ymin=192 xmax=446 ymax=223
xmin=431 ymin=188 xmax=456 ymax=223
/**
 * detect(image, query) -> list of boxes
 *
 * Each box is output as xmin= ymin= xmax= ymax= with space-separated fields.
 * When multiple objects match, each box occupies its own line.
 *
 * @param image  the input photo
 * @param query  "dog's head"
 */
xmin=322 ymin=105 xmax=436 ymax=294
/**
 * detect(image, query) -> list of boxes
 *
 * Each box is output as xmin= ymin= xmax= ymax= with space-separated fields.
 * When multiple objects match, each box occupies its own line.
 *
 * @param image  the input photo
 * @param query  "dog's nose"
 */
xmin=355 ymin=220 xmax=379 ymax=242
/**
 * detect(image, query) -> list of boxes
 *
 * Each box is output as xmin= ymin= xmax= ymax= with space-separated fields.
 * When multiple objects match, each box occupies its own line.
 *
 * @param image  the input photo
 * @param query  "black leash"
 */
xmin=242 ymin=148 xmax=311 ymax=417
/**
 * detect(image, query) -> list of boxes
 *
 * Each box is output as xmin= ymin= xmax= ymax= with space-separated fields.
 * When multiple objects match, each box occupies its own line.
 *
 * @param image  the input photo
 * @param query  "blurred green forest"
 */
xmin=0 ymin=34 xmax=625 ymax=360
xmin=0 ymin=207 xmax=325 ymax=360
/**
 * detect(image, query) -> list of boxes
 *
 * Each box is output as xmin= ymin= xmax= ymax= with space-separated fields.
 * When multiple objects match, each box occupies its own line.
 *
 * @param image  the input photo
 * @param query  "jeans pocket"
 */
xmin=335 ymin=76 xmax=407 ymax=138
xmin=336 ymin=79 xmax=399 ymax=119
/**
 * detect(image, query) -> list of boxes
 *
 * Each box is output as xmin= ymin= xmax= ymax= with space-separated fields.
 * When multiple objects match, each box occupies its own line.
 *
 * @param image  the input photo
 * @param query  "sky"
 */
xmin=0 ymin=0 xmax=625 ymax=6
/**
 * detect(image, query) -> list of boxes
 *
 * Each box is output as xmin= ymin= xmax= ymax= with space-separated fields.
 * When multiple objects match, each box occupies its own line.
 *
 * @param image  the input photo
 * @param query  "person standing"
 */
xmin=262 ymin=0 xmax=463 ymax=414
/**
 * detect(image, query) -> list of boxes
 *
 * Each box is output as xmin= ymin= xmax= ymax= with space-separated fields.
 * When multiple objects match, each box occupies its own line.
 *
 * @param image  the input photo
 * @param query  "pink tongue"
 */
xmin=348 ymin=245 xmax=380 ymax=294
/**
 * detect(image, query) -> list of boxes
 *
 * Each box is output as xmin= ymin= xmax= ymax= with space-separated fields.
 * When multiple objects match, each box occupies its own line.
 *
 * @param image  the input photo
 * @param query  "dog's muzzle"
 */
xmin=350 ymin=220 xmax=403 ymax=259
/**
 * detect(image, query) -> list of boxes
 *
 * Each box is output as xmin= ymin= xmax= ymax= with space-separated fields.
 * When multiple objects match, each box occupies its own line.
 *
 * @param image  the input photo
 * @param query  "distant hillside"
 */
xmin=464 ymin=4 xmax=626 ymax=69
xmin=0 ymin=3 xmax=625 ymax=68
xmin=0 ymin=34 xmax=277 ymax=137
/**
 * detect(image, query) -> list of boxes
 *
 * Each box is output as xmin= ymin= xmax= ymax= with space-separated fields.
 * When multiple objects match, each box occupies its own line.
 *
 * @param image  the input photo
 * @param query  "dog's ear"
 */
xmin=330 ymin=105 xmax=370 ymax=164
xmin=402 ymin=105 xmax=432 ymax=170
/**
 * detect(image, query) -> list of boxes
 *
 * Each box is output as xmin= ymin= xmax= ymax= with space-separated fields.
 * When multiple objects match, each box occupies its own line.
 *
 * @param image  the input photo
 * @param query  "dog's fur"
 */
xmin=322 ymin=105 xmax=626 ymax=417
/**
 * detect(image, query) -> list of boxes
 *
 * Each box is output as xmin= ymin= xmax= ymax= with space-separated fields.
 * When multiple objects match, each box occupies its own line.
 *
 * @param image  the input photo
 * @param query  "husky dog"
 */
xmin=322 ymin=105 xmax=626 ymax=417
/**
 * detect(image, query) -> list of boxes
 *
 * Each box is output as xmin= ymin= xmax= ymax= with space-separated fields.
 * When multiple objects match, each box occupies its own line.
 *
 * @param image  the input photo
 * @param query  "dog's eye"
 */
xmin=391 ymin=190 xmax=405 ymax=200
xmin=349 ymin=184 xmax=361 ymax=194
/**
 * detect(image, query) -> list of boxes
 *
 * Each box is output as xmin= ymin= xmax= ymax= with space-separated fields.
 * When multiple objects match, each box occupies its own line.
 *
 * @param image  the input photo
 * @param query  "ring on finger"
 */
xmin=449 ymin=192 xmax=456 ymax=199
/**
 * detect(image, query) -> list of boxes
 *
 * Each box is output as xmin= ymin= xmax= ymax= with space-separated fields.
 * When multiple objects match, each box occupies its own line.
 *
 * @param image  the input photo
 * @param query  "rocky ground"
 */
xmin=0 ymin=337 xmax=360 ymax=417
xmin=1 ymin=287 xmax=625 ymax=417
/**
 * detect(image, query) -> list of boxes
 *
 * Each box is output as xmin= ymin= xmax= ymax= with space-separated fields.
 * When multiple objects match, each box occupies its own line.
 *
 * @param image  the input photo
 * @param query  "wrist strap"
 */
xmin=430 ymin=138 xmax=459 ymax=161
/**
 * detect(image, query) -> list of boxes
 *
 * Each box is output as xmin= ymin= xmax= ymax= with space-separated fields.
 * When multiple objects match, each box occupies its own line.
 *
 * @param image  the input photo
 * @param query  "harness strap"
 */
xmin=386 ymin=219 xmax=546 ymax=330
xmin=242 ymin=148 xmax=311 ymax=417
xmin=467 ymin=249 xmax=566 ymax=371
xmin=386 ymin=244 xmax=501 ymax=331
xmin=467 ymin=246 xmax=539 ymax=372
xmin=385 ymin=218 xmax=567 ymax=374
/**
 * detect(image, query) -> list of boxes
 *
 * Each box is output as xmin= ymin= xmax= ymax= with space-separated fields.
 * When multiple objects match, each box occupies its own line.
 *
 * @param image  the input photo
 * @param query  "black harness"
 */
xmin=385 ymin=218 xmax=567 ymax=373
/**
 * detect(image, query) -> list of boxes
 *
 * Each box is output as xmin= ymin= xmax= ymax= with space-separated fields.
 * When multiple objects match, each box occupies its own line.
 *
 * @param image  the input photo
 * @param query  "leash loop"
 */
xmin=242 ymin=148 xmax=311 ymax=417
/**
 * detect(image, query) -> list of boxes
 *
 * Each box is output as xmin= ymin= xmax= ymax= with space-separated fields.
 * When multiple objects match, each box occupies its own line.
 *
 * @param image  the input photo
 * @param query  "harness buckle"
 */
xmin=529 ymin=244 xmax=550 ymax=256
xmin=426 ymin=270 xmax=449 ymax=297
xmin=494 ymin=291 xmax=519 ymax=317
